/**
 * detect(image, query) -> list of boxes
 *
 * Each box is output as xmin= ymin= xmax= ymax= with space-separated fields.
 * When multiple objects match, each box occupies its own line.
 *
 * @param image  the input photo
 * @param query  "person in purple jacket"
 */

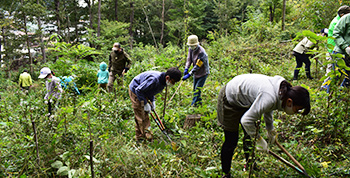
xmin=183 ymin=35 xmax=210 ymax=107
xmin=129 ymin=67 xmax=182 ymax=141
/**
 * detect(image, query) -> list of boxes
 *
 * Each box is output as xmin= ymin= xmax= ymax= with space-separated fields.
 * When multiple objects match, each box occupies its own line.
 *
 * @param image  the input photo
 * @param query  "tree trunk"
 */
xmin=160 ymin=0 xmax=165 ymax=45
xmin=37 ymin=0 xmax=46 ymax=63
xmin=115 ymin=0 xmax=118 ymax=21
xmin=22 ymin=0 xmax=33 ymax=74
xmin=64 ymin=2 xmax=71 ymax=43
xmin=129 ymin=1 xmax=134 ymax=49
xmin=86 ymin=0 xmax=93 ymax=29
xmin=0 ymin=30 xmax=2 ymax=61
xmin=97 ymin=0 xmax=101 ymax=37
xmin=142 ymin=7 xmax=158 ymax=51
xmin=282 ymin=0 xmax=286 ymax=31
xmin=55 ymin=0 xmax=61 ymax=37
xmin=75 ymin=10 xmax=79 ymax=44
xmin=269 ymin=5 xmax=273 ymax=22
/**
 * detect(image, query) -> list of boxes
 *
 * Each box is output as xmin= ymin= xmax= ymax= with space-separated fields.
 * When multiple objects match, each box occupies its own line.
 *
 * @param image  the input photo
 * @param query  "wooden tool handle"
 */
xmin=276 ymin=136 xmax=305 ymax=171
xmin=269 ymin=150 xmax=305 ymax=175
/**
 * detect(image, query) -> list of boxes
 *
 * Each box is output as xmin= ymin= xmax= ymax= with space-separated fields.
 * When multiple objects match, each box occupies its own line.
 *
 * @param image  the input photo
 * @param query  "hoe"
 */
xmin=269 ymin=135 xmax=311 ymax=178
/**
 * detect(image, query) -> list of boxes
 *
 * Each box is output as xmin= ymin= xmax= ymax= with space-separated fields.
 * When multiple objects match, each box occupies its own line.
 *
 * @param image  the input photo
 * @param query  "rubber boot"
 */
xmin=306 ymin=70 xmax=313 ymax=79
xmin=293 ymin=70 xmax=299 ymax=80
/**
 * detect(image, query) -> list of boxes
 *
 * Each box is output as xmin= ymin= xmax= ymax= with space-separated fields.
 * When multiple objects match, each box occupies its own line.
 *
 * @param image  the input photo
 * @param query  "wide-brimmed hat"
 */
xmin=187 ymin=35 xmax=199 ymax=46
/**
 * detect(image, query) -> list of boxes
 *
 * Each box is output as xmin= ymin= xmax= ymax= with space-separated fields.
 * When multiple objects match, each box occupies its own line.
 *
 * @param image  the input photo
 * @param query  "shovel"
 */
xmin=269 ymin=135 xmax=311 ymax=177
xmin=147 ymin=99 xmax=177 ymax=150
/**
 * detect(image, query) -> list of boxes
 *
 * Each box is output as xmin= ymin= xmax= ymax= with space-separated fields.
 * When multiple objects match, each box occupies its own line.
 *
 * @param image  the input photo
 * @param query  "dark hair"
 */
xmin=279 ymin=81 xmax=310 ymax=115
xmin=320 ymin=28 xmax=328 ymax=37
xmin=338 ymin=5 xmax=350 ymax=16
xmin=23 ymin=69 xmax=28 ymax=72
xmin=165 ymin=67 xmax=182 ymax=82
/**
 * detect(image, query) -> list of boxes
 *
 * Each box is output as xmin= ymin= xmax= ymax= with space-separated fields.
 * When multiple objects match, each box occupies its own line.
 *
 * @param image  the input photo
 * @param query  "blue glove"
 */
xmin=182 ymin=73 xmax=191 ymax=81
xmin=184 ymin=68 xmax=188 ymax=75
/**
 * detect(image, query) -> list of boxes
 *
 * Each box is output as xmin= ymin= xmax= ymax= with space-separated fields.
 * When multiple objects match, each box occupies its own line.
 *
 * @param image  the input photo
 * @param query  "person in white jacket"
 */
xmin=217 ymin=74 xmax=310 ymax=178
xmin=38 ymin=67 xmax=63 ymax=115
xmin=292 ymin=37 xmax=315 ymax=80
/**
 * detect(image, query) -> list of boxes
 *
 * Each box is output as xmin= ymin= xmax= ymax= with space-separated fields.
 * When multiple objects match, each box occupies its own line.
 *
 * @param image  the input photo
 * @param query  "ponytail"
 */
xmin=279 ymin=80 xmax=310 ymax=115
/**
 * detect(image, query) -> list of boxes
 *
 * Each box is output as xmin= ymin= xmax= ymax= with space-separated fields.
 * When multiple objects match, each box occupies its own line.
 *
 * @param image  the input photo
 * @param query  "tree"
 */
xmin=129 ymin=1 xmax=134 ymax=48
xmin=97 ymin=0 xmax=101 ymax=37
xmin=36 ymin=0 xmax=47 ymax=62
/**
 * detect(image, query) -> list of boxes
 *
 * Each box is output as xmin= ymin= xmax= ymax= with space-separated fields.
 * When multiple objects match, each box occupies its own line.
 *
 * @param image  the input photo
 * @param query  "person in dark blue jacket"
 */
xmin=129 ymin=67 xmax=182 ymax=141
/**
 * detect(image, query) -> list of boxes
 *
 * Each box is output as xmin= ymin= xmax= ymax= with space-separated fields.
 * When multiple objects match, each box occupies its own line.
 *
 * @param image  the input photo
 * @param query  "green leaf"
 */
xmin=84 ymin=155 xmax=101 ymax=163
xmin=51 ymin=160 xmax=63 ymax=169
xmin=57 ymin=166 xmax=69 ymax=176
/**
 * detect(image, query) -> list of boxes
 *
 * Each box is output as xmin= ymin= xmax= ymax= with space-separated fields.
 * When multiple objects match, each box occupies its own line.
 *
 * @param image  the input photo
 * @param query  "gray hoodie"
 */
xmin=225 ymin=74 xmax=285 ymax=136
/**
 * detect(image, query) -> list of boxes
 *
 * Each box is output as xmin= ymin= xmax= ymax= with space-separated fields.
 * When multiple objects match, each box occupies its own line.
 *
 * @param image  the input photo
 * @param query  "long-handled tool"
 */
xmin=167 ymin=80 xmax=183 ymax=105
xmin=147 ymin=99 xmax=177 ymax=149
xmin=269 ymin=135 xmax=311 ymax=177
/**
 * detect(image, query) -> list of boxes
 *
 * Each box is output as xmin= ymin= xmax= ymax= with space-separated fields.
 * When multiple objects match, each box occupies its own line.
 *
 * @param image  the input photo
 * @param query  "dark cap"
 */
xmin=338 ymin=5 xmax=350 ymax=16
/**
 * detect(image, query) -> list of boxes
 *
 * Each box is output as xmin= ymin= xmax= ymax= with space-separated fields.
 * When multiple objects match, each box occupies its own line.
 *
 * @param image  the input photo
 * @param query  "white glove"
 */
xmin=144 ymin=103 xmax=151 ymax=112
xmin=256 ymin=136 xmax=269 ymax=152
xmin=346 ymin=47 xmax=350 ymax=56
xmin=151 ymin=101 xmax=156 ymax=110
xmin=44 ymin=100 xmax=48 ymax=104
xmin=267 ymin=129 xmax=277 ymax=144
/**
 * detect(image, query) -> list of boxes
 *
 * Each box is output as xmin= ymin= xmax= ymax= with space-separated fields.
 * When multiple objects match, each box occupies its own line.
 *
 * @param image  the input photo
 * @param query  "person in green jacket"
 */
xmin=97 ymin=62 xmax=109 ymax=90
xmin=332 ymin=9 xmax=350 ymax=89
xmin=19 ymin=69 xmax=32 ymax=91
xmin=321 ymin=5 xmax=350 ymax=91
xmin=107 ymin=43 xmax=132 ymax=92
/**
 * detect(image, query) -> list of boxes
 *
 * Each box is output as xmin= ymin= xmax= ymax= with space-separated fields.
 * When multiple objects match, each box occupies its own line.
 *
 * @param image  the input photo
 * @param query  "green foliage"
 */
xmin=2 ymin=34 xmax=350 ymax=177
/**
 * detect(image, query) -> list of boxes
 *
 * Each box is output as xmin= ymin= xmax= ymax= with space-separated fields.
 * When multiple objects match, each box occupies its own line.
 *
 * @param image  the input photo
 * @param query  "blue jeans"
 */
xmin=325 ymin=53 xmax=350 ymax=93
xmin=191 ymin=75 xmax=208 ymax=106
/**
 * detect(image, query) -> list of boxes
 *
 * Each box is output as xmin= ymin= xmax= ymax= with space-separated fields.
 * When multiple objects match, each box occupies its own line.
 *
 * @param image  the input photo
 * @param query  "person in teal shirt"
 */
xmin=60 ymin=76 xmax=80 ymax=95
xmin=97 ymin=62 xmax=109 ymax=90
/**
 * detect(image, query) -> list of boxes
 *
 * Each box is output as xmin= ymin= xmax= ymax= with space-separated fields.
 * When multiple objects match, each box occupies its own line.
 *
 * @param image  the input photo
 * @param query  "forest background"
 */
xmin=0 ymin=0 xmax=350 ymax=177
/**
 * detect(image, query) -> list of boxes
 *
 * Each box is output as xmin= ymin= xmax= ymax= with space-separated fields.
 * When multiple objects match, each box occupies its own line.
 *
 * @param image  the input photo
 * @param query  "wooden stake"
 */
xmin=31 ymin=118 xmax=40 ymax=166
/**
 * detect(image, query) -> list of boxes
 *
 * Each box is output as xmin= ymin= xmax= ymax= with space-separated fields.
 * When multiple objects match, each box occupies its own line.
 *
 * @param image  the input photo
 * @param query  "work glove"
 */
xmin=124 ymin=67 xmax=129 ymax=73
xmin=346 ymin=47 xmax=350 ymax=56
xmin=256 ymin=136 xmax=269 ymax=152
xmin=144 ymin=103 xmax=151 ymax=112
xmin=150 ymin=101 xmax=156 ymax=111
xmin=184 ymin=68 xmax=189 ymax=75
xmin=182 ymin=73 xmax=191 ymax=81
xmin=267 ymin=129 xmax=277 ymax=144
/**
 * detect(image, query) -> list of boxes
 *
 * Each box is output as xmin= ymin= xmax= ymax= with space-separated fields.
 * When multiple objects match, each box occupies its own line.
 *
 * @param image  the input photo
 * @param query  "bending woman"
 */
xmin=217 ymin=74 xmax=310 ymax=178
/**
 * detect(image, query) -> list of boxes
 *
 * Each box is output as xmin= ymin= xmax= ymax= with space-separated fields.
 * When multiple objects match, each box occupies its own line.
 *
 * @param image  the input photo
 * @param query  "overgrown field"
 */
xmin=1 ymin=37 xmax=349 ymax=177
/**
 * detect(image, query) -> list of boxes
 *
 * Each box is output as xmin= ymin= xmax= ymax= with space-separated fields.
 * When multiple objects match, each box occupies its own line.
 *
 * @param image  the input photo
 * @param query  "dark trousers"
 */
xmin=221 ymin=128 xmax=252 ymax=174
xmin=294 ymin=51 xmax=311 ymax=71
xmin=218 ymin=86 xmax=252 ymax=174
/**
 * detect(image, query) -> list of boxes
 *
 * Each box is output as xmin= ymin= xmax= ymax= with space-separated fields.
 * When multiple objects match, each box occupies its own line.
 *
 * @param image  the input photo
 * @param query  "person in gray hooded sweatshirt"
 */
xmin=217 ymin=74 xmax=310 ymax=178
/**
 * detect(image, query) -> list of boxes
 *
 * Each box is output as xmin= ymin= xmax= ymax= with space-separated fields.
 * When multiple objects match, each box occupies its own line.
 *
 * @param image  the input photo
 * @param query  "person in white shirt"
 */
xmin=38 ymin=67 xmax=63 ymax=115
xmin=217 ymin=74 xmax=311 ymax=178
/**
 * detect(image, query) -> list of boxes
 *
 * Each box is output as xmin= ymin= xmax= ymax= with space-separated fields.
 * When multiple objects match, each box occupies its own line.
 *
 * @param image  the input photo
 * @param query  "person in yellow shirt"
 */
xmin=19 ymin=69 xmax=32 ymax=91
